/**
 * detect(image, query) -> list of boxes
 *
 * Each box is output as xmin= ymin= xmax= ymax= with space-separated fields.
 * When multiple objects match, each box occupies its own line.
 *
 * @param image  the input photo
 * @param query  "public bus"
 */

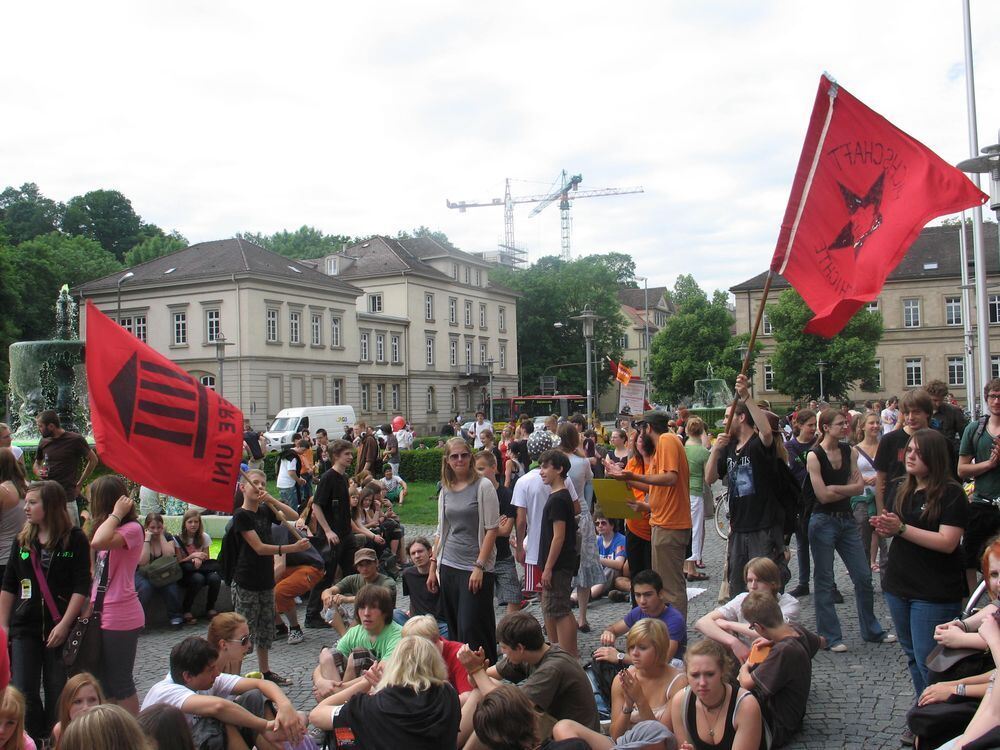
xmin=488 ymin=395 xmax=587 ymax=429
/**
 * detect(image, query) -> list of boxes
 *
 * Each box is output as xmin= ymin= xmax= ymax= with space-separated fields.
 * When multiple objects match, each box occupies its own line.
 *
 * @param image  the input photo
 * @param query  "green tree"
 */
xmin=237 ymin=226 xmax=355 ymax=259
xmin=123 ymin=232 xmax=188 ymax=266
xmin=396 ymin=226 xmax=458 ymax=251
xmin=580 ymin=251 xmax=637 ymax=286
xmin=491 ymin=255 xmax=626 ymax=398
xmin=768 ymin=288 xmax=882 ymax=400
xmin=648 ymin=274 xmax=751 ymax=404
xmin=62 ymin=189 xmax=146 ymax=261
xmin=0 ymin=183 xmax=63 ymax=245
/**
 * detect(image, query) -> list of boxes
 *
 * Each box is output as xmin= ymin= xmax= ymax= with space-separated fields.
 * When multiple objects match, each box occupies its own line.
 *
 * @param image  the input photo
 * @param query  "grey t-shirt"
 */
xmin=440 ymin=483 xmax=481 ymax=571
xmin=566 ymin=453 xmax=592 ymax=500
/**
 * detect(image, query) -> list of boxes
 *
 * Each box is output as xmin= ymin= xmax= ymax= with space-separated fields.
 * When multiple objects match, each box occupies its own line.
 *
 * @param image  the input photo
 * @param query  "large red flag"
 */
xmin=85 ymin=301 xmax=244 ymax=511
xmin=606 ymin=356 xmax=633 ymax=385
xmin=771 ymin=74 xmax=988 ymax=337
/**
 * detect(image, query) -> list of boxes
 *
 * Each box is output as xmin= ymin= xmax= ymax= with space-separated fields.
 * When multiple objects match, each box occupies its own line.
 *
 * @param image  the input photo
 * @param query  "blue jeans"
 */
xmin=135 ymin=571 xmax=183 ymax=625
xmin=392 ymin=609 xmax=450 ymax=638
xmin=883 ymin=591 xmax=961 ymax=696
xmin=279 ymin=486 xmax=299 ymax=512
xmin=808 ymin=512 xmax=886 ymax=647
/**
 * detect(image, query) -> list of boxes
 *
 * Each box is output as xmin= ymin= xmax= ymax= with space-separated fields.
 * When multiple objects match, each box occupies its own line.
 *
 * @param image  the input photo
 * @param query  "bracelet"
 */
xmin=959 ymin=619 xmax=970 ymax=633
xmin=109 ymin=514 xmax=122 ymax=525
xmin=897 ymin=522 xmax=907 ymax=537
xmin=278 ymin=545 xmax=283 ymax=555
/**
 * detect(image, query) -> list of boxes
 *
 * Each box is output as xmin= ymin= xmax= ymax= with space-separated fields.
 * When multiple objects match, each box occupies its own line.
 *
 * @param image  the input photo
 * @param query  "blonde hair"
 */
xmin=401 ymin=614 xmax=442 ymax=642
xmin=743 ymin=556 xmax=781 ymax=591
xmin=625 ymin=617 xmax=671 ymax=664
xmin=686 ymin=417 xmax=705 ymax=438
xmin=377 ymin=636 xmax=447 ymax=693
xmin=59 ymin=704 xmax=152 ymax=750
xmin=206 ymin=612 xmax=247 ymax=649
xmin=440 ymin=438 xmax=479 ymax=490
xmin=0 ymin=687 xmax=26 ymax=750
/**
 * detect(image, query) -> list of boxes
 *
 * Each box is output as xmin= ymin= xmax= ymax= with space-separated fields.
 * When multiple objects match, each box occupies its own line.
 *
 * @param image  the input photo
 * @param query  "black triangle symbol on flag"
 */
xmin=109 ymin=352 xmax=138 ymax=439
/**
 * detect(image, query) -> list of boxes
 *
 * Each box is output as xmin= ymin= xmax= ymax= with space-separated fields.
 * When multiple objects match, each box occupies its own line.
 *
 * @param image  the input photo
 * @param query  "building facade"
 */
xmin=730 ymin=223 xmax=1000 ymax=410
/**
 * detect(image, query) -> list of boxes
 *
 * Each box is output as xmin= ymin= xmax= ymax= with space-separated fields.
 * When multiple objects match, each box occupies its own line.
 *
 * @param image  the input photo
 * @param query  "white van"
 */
xmin=264 ymin=405 xmax=357 ymax=451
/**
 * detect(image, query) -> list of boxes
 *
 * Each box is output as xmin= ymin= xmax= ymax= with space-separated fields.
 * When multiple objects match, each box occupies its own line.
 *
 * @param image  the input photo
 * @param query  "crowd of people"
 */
xmin=1 ymin=379 xmax=1000 ymax=749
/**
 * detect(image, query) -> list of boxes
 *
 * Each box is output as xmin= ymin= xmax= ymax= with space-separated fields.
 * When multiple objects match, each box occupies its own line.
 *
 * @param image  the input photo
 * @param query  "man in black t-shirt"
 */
xmin=874 ymin=389 xmax=932 ymax=514
xmin=538 ymin=449 xmax=578 ymax=658
xmin=305 ymin=439 xmax=357 ymax=628
xmin=395 ymin=536 xmax=448 ymax=635
xmin=242 ymin=419 xmax=266 ymax=469
xmin=927 ymin=380 xmax=969 ymax=454
xmin=34 ymin=409 xmax=98 ymax=526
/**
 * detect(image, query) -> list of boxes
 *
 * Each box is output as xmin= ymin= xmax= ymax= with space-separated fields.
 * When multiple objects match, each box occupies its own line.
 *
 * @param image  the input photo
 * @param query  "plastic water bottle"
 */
xmin=321 ymin=607 xmax=335 ymax=623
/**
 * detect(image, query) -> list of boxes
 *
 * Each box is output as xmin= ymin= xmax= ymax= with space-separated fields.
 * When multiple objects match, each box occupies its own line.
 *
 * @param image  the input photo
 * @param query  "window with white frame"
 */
xmin=391 ymin=384 xmax=400 ymax=412
xmin=763 ymin=363 xmax=774 ymax=391
xmin=173 ymin=312 xmax=188 ymax=345
xmin=266 ymin=309 xmax=278 ymax=342
xmin=121 ymin=315 xmax=147 ymax=342
xmin=391 ymin=335 xmax=400 ymax=363
xmin=945 ymin=297 xmax=962 ymax=327
xmin=874 ymin=359 xmax=882 ymax=389
xmin=376 ymin=334 xmax=385 ymax=362
xmin=903 ymin=299 xmax=921 ymax=328
xmin=905 ymin=357 xmax=923 ymax=387
xmin=464 ymin=266 xmax=470 ymax=284
xmin=331 ymin=316 xmax=342 ymax=347
xmin=450 ymin=340 xmax=458 ymax=366
xmin=449 ymin=298 xmax=457 ymax=325
xmin=948 ymin=356 xmax=965 ymax=387
xmin=475 ymin=269 xmax=481 ymax=286
xmin=361 ymin=384 xmax=370 ymax=412
xmin=498 ymin=306 xmax=506 ymax=331
xmin=464 ymin=300 xmax=472 ymax=327
xmin=427 ymin=386 xmax=436 ymax=412
xmin=425 ymin=293 xmax=434 ymax=321
xmin=206 ymin=309 xmax=221 ymax=342
xmin=360 ymin=332 xmax=370 ymax=361
xmin=426 ymin=338 xmax=434 ymax=366
xmin=199 ymin=374 xmax=215 ymax=390
xmin=326 ymin=256 xmax=339 ymax=275
xmin=479 ymin=303 xmax=487 ymax=329
xmin=762 ymin=312 xmax=772 ymax=336
xmin=452 ymin=263 xmax=458 ymax=279
xmin=990 ymin=295 xmax=1000 ymax=325
xmin=376 ymin=384 xmax=385 ymax=411
xmin=655 ymin=310 xmax=668 ymax=327
xmin=333 ymin=378 xmax=343 ymax=405
xmin=465 ymin=341 xmax=472 ymax=366
xmin=618 ymin=335 xmax=629 ymax=349
xmin=480 ymin=343 xmax=487 ymax=364
xmin=289 ymin=311 xmax=300 ymax=344
xmin=992 ymin=356 xmax=1000 ymax=380
xmin=311 ymin=314 xmax=322 ymax=345
xmin=866 ymin=299 xmax=880 ymax=313
xmin=368 ymin=294 xmax=383 ymax=313
xmin=499 ymin=343 xmax=506 ymax=370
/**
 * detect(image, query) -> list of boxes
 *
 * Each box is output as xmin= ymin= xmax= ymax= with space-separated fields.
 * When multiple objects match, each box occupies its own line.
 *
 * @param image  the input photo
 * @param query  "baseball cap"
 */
xmin=354 ymin=548 xmax=378 ymax=565
xmin=613 ymin=720 xmax=676 ymax=750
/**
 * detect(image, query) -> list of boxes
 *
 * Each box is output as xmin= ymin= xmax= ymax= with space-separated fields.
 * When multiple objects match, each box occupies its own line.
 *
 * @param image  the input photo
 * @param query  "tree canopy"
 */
xmin=123 ymin=232 xmax=189 ymax=266
xmin=236 ymin=226 xmax=357 ymax=259
xmin=62 ymin=189 xmax=152 ymax=261
xmin=768 ymin=288 xmax=882 ymax=401
xmin=490 ymin=254 xmax=627 ymax=398
xmin=0 ymin=183 xmax=63 ymax=245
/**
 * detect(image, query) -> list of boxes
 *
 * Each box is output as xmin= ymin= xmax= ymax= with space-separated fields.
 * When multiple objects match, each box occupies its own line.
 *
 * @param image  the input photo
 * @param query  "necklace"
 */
xmin=698 ymin=686 xmax=728 ymax=739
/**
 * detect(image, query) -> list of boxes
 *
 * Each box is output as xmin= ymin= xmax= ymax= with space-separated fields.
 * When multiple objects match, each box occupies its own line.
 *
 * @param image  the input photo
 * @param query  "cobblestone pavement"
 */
xmin=132 ymin=523 xmax=915 ymax=749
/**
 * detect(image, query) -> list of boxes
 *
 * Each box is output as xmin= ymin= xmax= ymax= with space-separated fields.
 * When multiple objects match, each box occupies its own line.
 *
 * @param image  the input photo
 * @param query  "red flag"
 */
xmin=85 ymin=301 xmax=244 ymax=511
xmin=606 ymin=356 xmax=633 ymax=385
xmin=771 ymin=74 xmax=988 ymax=337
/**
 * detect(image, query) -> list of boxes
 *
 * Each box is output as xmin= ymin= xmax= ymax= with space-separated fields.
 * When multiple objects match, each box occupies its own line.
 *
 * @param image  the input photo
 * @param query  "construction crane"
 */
xmin=446 ymin=172 xmax=644 ymax=262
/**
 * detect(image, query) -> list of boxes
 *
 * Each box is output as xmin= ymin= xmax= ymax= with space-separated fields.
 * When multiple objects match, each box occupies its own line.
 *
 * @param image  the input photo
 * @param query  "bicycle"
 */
xmin=713 ymin=489 xmax=730 ymax=540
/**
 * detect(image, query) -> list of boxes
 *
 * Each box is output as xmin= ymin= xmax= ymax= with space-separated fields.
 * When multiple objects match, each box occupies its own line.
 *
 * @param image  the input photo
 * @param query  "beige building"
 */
xmin=78 ymin=236 xmax=520 ymax=434
xmin=730 ymin=223 xmax=1000 ymax=409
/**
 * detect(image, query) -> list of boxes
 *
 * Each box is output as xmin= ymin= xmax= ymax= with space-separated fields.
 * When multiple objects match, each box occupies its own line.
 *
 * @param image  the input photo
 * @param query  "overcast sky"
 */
xmin=4 ymin=1 xmax=999 ymax=296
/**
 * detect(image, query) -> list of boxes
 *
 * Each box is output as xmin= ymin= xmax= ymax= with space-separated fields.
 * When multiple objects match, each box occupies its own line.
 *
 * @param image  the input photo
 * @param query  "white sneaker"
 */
xmin=830 ymin=643 xmax=849 ymax=653
xmin=881 ymin=634 xmax=898 ymax=644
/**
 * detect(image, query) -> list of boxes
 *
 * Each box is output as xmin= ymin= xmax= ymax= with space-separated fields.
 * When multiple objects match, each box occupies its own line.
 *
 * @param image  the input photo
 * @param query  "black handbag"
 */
xmin=63 ymin=553 xmax=109 ymax=675
xmin=926 ymin=642 xmax=994 ymax=684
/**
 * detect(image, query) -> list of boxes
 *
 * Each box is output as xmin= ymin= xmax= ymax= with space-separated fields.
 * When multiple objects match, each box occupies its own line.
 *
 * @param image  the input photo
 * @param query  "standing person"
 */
xmin=785 ymin=409 xmax=817 ymax=598
xmin=479 ymin=430 xmax=503 ymax=484
xmin=135 ymin=513 xmax=184 ymax=630
xmin=503 ymin=439 xmax=529 ymax=490
xmin=33 ymin=411 xmax=98 ymax=527
xmin=607 ymin=412 xmax=691 ymax=621
xmin=87 ymin=476 xmax=144 ymax=715
xmin=705 ymin=374 xmax=788 ymax=598
xmin=0 ymin=450 xmax=27 ymax=585
xmin=557 ymin=425 xmax=603 ymax=634
xmin=275 ymin=445 xmax=301 ymax=512
xmin=537 ymin=449 xmax=578 ymax=656
xmin=616 ymin=432 xmax=655 ymax=599
xmin=0 ymin=424 xmax=25 ymax=468
xmin=428 ymin=437 xmax=500 ymax=664
xmin=355 ymin=423 xmax=381 ymax=479
xmin=296 ymin=438 xmax=315 ymax=511
xmin=872 ymin=429 xmax=968 ymax=701
xmin=227 ymin=469 xmax=309 ymax=686
xmin=241 ymin=420 xmax=266 ymax=471
xmin=0 ymin=481 xmax=90 ymax=739
xmin=472 ymin=411 xmax=493 ymax=450
xmin=314 ymin=429 xmax=332 ymax=476
xmin=607 ymin=429 xmax=631 ymax=469
xmin=874 ymin=389 xmax=934 ymax=516
xmin=852 ymin=411 xmax=887 ymax=573
xmin=383 ymin=425 xmax=400 ymax=478
xmin=881 ymin=396 xmax=900 ymax=435
xmin=926 ymin=380 xmax=969 ymax=455
xmin=475 ymin=451 xmax=522 ymax=616
xmin=304 ymin=439 xmax=356 ymax=629
xmin=804 ymin=409 xmax=892 ymax=652
xmin=683 ymin=418 xmax=711 ymax=582
xmin=958 ymin=378 xmax=1000 ymax=595
xmin=176 ymin=510 xmax=221 ymax=623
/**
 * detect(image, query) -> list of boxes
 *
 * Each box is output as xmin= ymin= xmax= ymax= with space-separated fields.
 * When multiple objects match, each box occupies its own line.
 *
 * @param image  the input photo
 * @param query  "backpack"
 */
xmin=771 ymin=456 xmax=802 ymax=537
xmin=217 ymin=520 xmax=239 ymax=586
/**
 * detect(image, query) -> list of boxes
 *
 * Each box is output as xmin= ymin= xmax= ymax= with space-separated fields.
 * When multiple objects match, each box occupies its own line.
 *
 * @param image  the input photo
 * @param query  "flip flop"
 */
xmin=685 ymin=572 xmax=710 ymax=582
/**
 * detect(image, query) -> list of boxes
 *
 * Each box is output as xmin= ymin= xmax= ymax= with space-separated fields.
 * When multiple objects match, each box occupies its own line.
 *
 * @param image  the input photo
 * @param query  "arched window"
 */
xmin=451 ymin=388 xmax=458 ymax=412
xmin=200 ymin=375 xmax=216 ymax=390
xmin=427 ymin=386 xmax=436 ymax=413
xmin=500 ymin=387 xmax=507 ymax=399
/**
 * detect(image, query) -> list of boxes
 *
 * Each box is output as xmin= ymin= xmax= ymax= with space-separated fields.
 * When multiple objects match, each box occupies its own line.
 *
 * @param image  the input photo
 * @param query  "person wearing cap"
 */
xmin=319 ymin=547 xmax=397 ymax=636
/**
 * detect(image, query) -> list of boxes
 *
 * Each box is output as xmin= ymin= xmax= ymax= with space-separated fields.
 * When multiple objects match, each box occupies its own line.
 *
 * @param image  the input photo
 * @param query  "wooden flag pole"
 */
xmin=239 ymin=469 xmax=305 ymax=541
xmin=722 ymin=271 xmax=775 ymax=435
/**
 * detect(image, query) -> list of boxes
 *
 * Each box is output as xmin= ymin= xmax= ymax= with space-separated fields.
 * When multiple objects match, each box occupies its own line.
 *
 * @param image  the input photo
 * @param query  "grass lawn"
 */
xmin=263 ymin=478 xmax=440 ymax=527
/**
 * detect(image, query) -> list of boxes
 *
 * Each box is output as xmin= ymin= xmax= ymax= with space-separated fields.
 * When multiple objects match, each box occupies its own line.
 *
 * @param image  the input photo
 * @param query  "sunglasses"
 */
xmin=226 ymin=634 xmax=252 ymax=647
xmin=448 ymin=452 xmax=471 ymax=461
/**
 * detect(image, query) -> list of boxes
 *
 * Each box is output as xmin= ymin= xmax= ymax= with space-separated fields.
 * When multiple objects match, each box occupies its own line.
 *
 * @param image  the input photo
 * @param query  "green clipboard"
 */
xmin=592 ymin=478 xmax=642 ymax=520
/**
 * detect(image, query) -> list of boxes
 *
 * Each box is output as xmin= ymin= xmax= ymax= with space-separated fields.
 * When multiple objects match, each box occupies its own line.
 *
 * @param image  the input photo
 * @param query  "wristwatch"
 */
xmin=617 ymin=652 xmax=625 ymax=663
xmin=956 ymin=683 xmax=967 ymax=697
xmin=473 ymin=561 xmax=486 ymax=571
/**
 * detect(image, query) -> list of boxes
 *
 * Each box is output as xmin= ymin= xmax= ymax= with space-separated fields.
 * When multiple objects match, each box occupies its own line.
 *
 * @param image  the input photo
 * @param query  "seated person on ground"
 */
xmin=593 ymin=512 xmax=629 ymax=600
xmin=594 ymin=569 xmax=686 ymax=667
xmin=736 ymin=592 xmax=821 ymax=748
xmin=381 ymin=466 xmax=408 ymax=505
xmin=401 ymin=615 xmax=475 ymax=703
xmin=934 ymin=613 xmax=1000 ymax=750
xmin=457 ymin=611 xmax=599 ymax=750
xmin=309 ymin=636 xmax=461 ymax=750
xmin=312 ymin=584 xmax=403 ymax=699
xmin=140 ymin=636 xmax=304 ymax=750
xmin=320 ymin=547 xmax=397 ymax=635
xmin=696 ymin=556 xmax=800 ymax=662
xmin=394 ymin=536 xmax=449 ymax=636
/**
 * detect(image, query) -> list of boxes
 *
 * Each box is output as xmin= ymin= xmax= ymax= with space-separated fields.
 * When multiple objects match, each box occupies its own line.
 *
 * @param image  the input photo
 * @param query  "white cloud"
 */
xmin=3 ymin=0 xmax=998 ymax=297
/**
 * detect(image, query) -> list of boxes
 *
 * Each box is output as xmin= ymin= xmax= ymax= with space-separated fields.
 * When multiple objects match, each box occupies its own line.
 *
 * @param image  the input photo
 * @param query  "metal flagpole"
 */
xmin=962 ymin=0 xmax=990 ymax=415
xmin=958 ymin=214 xmax=978 ymax=415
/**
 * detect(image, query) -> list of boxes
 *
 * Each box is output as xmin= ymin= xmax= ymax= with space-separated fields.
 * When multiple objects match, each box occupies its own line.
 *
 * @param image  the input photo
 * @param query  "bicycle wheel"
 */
xmin=714 ymin=491 xmax=731 ymax=540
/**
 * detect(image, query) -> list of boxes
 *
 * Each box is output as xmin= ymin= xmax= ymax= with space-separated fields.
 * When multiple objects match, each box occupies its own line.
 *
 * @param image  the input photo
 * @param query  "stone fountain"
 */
xmin=8 ymin=285 xmax=89 ymax=441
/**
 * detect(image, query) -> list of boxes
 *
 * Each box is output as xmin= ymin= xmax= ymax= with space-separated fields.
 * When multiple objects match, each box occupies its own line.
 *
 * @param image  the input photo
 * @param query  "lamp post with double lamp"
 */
xmin=213 ymin=334 xmax=235 ymax=398
xmin=817 ymin=360 xmax=828 ymax=403
xmin=570 ymin=306 xmax=602 ymax=421
xmin=485 ymin=357 xmax=496 ymax=424
xmin=115 ymin=271 xmax=134 ymax=324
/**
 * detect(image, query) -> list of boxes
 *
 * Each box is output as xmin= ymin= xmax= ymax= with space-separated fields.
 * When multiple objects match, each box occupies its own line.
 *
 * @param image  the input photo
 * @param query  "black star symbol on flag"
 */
xmin=829 ymin=172 xmax=885 ymax=258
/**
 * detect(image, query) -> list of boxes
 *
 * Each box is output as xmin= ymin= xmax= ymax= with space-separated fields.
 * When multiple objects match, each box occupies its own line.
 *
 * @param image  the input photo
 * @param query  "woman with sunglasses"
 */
xmin=428 ymin=437 xmax=500 ymax=663
xmin=206 ymin=613 xmax=252 ymax=676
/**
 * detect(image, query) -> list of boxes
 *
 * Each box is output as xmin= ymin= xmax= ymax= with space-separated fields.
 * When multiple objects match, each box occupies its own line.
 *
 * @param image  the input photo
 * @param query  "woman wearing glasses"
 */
xmin=804 ymin=409 xmax=893 ymax=653
xmin=206 ymin=613 xmax=252 ymax=676
xmin=428 ymin=437 xmax=500 ymax=663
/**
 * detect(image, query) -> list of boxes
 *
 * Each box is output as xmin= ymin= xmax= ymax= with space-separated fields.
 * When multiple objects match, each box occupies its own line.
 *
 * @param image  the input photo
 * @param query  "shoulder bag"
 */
xmin=62 ymin=552 xmax=109 ymax=674
xmin=139 ymin=543 xmax=183 ymax=588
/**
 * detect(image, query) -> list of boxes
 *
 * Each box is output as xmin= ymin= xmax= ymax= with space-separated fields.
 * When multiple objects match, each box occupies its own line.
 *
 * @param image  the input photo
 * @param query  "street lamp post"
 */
xmin=213 ymin=334 xmax=234 ymax=397
xmin=486 ymin=357 xmax=495 ymax=424
xmin=817 ymin=361 xmax=828 ymax=402
xmin=571 ymin=306 xmax=602 ymax=420
xmin=116 ymin=271 xmax=134 ymax=324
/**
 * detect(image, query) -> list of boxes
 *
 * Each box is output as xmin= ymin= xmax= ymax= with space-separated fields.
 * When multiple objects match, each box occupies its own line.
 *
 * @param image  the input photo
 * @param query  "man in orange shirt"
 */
xmin=608 ymin=411 xmax=691 ymax=620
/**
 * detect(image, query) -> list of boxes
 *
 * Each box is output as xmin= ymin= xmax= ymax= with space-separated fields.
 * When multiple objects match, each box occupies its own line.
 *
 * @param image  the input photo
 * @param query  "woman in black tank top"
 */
xmin=805 ymin=409 xmax=892 ymax=652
